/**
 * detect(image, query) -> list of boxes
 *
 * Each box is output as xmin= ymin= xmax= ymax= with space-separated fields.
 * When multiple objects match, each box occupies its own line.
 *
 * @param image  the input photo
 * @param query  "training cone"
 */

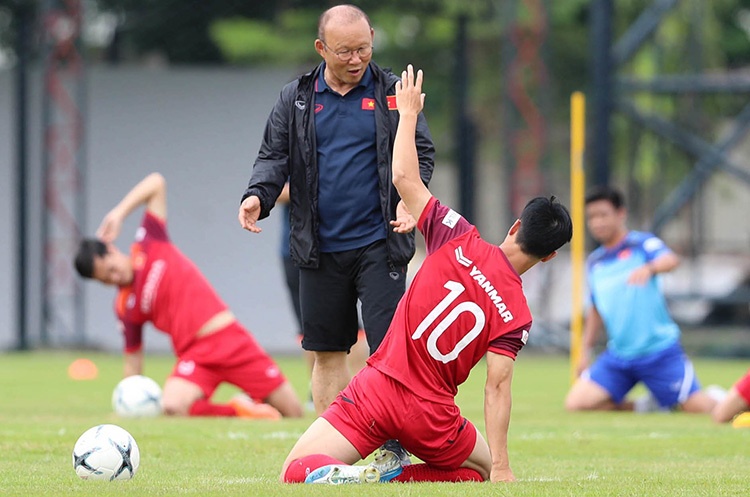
xmin=731 ymin=412 xmax=750 ymax=428
xmin=68 ymin=358 xmax=99 ymax=380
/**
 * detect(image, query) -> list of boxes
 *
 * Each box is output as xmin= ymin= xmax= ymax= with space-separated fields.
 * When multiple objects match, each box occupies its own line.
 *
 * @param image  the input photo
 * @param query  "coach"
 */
xmin=238 ymin=4 xmax=434 ymax=415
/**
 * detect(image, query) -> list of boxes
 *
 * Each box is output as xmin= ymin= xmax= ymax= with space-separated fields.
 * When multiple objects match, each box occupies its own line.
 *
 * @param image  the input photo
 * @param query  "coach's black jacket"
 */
xmin=241 ymin=61 xmax=435 ymax=269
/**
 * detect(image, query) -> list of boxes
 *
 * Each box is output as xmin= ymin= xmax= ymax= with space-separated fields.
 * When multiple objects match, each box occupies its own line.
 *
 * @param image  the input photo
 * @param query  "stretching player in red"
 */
xmin=75 ymin=173 xmax=303 ymax=420
xmin=280 ymin=65 xmax=573 ymax=484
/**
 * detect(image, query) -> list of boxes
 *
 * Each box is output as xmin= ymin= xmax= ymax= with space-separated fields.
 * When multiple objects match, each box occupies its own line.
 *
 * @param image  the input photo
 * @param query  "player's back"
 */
xmin=369 ymin=198 xmax=531 ymax=404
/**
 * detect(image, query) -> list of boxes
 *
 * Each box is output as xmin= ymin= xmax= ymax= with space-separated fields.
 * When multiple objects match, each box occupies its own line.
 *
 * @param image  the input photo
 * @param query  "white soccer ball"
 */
xmin=112 ymin=375 xmax=162 ymax=418
xmin=72 ymin=424 xmax=140 ymax=481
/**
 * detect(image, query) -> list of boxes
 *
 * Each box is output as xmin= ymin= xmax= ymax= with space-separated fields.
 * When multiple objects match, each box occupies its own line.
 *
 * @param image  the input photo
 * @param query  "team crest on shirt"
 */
xmin=132 ymin=251 xmax=146 ymax=271
xmin=442 ymin=209 xmax=461 ymax=228
xmin=618 ymin=248 xmax=631 ymax=260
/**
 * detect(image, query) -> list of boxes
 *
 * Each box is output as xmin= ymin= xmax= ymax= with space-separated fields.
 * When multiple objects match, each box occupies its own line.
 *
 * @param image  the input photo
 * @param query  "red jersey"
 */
xmin=115 ymin=212 xmax=229 ymax=355
xmin=369 ymin=197 xmax=532 ymax=404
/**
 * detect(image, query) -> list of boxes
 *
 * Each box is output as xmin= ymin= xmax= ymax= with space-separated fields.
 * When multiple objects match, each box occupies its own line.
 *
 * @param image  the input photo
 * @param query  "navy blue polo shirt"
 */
xmin=314 ymin=64 xmax=385 ymax=252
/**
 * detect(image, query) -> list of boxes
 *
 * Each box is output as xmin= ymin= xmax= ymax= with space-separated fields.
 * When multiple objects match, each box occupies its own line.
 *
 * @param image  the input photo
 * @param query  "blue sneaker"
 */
xmin=304 ymin=464 xmax=380 ymax=484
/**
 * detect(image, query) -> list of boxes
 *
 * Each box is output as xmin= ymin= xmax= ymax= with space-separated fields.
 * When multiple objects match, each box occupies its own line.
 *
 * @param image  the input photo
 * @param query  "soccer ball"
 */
xmin=112 ymin=375 xmax=162 ymax=418
xmin=72 ymin=424 xmax=140 ymax=480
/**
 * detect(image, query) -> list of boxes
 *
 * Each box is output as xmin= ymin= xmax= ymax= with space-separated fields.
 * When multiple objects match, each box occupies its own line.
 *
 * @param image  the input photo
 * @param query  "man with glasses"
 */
xmin=238 ymin=4 xmax=435 ymax=417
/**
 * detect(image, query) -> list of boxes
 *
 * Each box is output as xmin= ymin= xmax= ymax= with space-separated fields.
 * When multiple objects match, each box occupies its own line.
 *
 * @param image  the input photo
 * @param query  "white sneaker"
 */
xmin=634 ymin=393 xmax=662 ymax=413
xmin=304 ymin=464 xmax=380 ymax=484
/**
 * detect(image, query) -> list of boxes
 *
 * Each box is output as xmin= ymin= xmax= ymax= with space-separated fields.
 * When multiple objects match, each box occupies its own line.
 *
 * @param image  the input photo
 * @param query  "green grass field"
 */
xmin=1 ymin=350 xmax=748 ymax=496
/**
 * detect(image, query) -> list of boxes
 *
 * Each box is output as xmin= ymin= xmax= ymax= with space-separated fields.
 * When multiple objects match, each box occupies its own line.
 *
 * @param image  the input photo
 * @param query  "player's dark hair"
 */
xmin=318 ymin=4 xmax=372 ymax=40
xmin=74 ymin=239 xmax=107 ymax=279
xmin=584 ymin=185 xmax=625 ymax=209
xmin=516 ymin=196 xmax=573 ymax=259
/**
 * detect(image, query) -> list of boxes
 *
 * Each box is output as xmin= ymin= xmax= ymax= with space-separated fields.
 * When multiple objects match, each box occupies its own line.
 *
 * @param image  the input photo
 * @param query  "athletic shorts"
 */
xmin=322 ymin=366 xmax=477 ymax=469
xmin=299 ymin=240 xmax=406 ymax=354
xmin=585 ymin=342 xmax=701 ymax=408
xmin=734 ymin=369 xmax=750 ymax=404
xmin=170 ymin=323 xmax=285 ymax=402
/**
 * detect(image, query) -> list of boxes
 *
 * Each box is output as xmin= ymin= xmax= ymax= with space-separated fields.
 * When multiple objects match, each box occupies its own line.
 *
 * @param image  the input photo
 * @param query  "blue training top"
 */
xmin=587 ymin=230 xmax=680 ymax=359
xmin=313 ymin=65 xmax=386 ymax=253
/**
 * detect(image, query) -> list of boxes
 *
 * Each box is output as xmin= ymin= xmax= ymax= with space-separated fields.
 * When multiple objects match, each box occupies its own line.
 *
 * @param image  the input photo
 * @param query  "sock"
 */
xmin=284 ymin=454 xmax=345 ymax=483
xmin=188 ymin=398 xmax=237 ymax=417
xmin=392 ymin=463 xmax=483 ymax=482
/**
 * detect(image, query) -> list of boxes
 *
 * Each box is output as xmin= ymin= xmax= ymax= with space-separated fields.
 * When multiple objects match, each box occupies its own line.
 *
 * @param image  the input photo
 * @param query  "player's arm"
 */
xmin=629 ymin=239 xmax=680 ymax=285
xmin=392 ymin=64 xmax=432 ymax=222
xmin=97 ymin=172 xmax=167 ymax=243
xmin=484 ymin=351 xmax=516 ymax=483
xmin=577 ymin=305 xmax=604 ymax=376
xmin=123 ymin=350 xmax=143 ymax=377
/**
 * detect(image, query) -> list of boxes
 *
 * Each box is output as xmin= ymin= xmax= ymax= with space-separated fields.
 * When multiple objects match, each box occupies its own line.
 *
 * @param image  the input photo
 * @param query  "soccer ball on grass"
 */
xmin=72 ymin=424 xmax=140 ymax=480
xmin=112 ymin=375 xmax=162 ymax=418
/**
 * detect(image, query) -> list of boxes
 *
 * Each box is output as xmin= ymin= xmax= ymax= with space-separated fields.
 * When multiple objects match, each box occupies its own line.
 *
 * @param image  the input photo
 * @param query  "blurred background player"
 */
xmin=712 ymin=369 xmax=750 ymax=423
xmin=276 ymin=182 xmax=369 ymax=409
xmin=280 ymin=64 xmax=573 ymax=484
xmin=238 ymin=4 xmax=434 ymax=415
xmin=565 ymin=185 xmax=721 ymax=413
xmin=75 ymin=172 xmax=303 ymax=420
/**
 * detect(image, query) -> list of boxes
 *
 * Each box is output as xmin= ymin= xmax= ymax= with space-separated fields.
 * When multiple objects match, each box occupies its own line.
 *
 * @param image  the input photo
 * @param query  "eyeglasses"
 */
xmin=321 ymin=41 xmax=373 ymax=62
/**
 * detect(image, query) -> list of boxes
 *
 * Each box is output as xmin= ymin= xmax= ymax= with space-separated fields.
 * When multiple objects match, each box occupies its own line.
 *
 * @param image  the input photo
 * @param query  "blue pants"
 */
xmin=585 ymin=342 xmax=701 ymax=408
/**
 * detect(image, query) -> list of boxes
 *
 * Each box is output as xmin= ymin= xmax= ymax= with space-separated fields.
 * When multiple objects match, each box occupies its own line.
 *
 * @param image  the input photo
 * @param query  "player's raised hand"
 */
xmin=395 ymin=64 xmax=425 ymax=117
xmin=96 ymin=208 xmax=125 ymax=243
xmin=238 ymin=195 xmax=263 ymax=233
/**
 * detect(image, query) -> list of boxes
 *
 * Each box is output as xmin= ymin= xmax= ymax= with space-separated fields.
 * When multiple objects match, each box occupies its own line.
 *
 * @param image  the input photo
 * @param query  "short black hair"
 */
xmin=585 ymin=185 xmax=625 ymax=209
xmin=515 ymin=196 xmax=573 ymax=259
xmin=74 ymin=239 xmax=107 ymax=279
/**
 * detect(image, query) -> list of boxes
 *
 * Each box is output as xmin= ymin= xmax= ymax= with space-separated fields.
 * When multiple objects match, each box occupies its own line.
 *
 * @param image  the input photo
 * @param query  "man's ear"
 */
xmin=508 ymin=219 xmax=521 ymax=236
xmin=540 ymin=251 xmax=557 ymax=263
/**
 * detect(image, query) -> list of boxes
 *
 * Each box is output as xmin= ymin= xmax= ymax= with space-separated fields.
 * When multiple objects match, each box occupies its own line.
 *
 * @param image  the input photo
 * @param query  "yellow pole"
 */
xmin=570 ymin=92 xmax=586 ymax=386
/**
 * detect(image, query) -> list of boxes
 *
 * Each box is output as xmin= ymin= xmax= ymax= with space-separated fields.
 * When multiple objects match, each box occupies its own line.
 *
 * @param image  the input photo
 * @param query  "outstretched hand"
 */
xmin=390 ymin=200 xmax=417 ymax=233
xmin=96 ymin=209 xmax=124 ymax=243
xmin=395 ymin=64 xmax=425 ymax=116
xmin=238 ymin=195 xmax=263 ymax=233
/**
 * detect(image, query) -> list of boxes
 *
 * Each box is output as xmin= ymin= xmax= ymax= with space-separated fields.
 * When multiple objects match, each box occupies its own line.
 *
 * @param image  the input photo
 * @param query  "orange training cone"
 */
xmin=68 ymin=358 xmax=99 ymax=380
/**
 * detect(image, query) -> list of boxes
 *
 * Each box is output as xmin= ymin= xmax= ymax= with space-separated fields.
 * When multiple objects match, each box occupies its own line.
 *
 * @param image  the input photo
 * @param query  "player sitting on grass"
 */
xmin=279 ymin=64 xmax=573 ymax=484
xmin=75 ymin=172 xmax=303 ymax=420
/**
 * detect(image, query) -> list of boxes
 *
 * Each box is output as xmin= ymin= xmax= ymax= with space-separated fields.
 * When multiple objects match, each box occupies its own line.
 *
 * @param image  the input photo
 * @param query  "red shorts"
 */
xmin=170 ymin=323 xmax=285 ymax=402
xmin=735 ymin=369 xmax=750 ymax=404
xmin=322 ymin=366 xmax=477 ymax=469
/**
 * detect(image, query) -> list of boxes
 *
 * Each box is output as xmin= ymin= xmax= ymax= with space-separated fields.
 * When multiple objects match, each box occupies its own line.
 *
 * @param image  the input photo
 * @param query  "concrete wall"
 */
xmin=1 ymin=66 xmax=309 ymax=354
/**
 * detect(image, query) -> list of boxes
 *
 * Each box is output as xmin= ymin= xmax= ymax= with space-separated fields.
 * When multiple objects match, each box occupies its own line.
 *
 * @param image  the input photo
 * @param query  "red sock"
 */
xmin=392 ymin=464 xmax=483 ymax=482
xmin=188 ymin=398 xmax=236 ymax=417
xmin=284 ymin=454 xmax=345 ymax=483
